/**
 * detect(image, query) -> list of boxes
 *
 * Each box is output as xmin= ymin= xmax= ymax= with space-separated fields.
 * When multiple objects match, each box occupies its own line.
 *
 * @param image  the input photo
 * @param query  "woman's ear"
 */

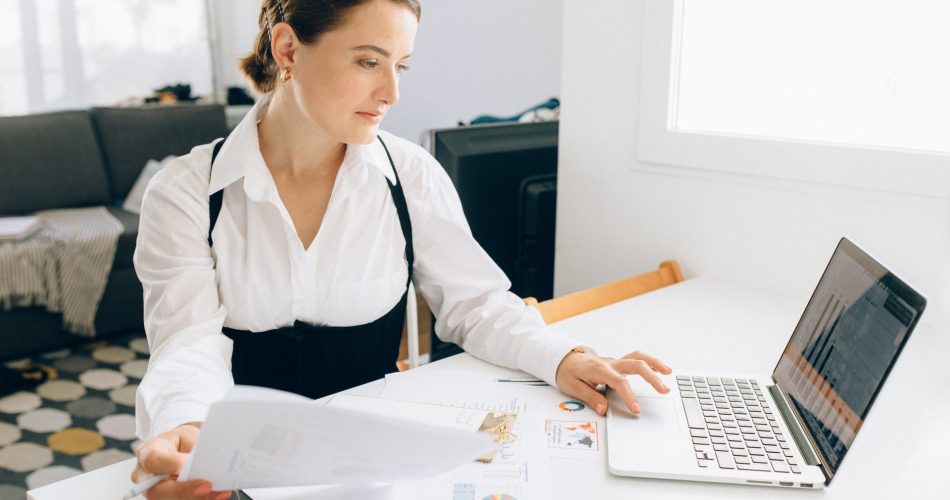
xmin=270 ymin=22 xmax=298 ymax=71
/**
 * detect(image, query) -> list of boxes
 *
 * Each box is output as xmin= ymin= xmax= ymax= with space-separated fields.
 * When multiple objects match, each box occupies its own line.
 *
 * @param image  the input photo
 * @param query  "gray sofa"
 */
xmin=0 ymin=104 xmax=230 ymax=360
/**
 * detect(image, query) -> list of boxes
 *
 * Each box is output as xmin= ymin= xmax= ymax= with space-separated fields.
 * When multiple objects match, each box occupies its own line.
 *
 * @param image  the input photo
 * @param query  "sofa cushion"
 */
xmin=92 ymin=104 xmax=228 ymax=200
xmin=0 ymin=111 xmax=112 ymax=215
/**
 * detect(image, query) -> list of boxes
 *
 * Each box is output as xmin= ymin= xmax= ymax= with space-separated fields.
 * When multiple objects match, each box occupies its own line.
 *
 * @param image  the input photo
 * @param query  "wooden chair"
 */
xmin=524 ymin=260 xmax=684 ymax=324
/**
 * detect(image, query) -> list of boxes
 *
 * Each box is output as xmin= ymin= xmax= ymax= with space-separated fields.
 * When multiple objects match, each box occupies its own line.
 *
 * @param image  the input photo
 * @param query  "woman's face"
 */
xmin=287 ymin=0 xmax=418 ymax=145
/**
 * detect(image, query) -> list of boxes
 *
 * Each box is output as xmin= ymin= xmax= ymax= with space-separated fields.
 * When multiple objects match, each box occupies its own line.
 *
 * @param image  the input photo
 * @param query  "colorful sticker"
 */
xmin=545 ymin=420 xmax=599 ymax=451
xmin=558 ymin=400 xmax=585 ymax=412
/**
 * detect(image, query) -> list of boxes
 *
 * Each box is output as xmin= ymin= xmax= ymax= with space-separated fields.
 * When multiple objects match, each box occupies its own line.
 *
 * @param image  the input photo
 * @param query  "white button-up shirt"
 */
xmin=133 ymin=93 xmax=578 ymax=438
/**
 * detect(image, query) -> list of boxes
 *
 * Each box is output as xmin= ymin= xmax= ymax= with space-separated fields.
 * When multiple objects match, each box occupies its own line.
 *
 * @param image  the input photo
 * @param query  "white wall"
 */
xmin=556 ymin=0 xmax=950 ymax=327
xmin=215 ymin=0 xmax=563 ymax=143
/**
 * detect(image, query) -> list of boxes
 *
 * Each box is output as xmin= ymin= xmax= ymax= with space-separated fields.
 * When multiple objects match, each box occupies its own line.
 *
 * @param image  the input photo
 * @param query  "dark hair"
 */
xmin=239 ymin=0 xmax=422 ymax=94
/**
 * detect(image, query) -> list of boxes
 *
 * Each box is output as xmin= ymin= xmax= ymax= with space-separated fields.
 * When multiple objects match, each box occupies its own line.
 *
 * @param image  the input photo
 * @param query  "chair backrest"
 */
xmin=525 ymin=260 xmax=684 ymax=324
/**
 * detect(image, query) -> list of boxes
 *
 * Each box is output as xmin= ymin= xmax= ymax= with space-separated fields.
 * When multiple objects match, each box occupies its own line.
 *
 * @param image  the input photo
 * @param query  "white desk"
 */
xmin=29 ymin=279 xmax=949 ymax=499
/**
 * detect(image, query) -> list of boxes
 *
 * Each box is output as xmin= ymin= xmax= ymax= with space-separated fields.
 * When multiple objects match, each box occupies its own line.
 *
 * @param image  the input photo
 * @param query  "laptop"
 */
xmin=606 ymin=237 xmax=926 ymax=489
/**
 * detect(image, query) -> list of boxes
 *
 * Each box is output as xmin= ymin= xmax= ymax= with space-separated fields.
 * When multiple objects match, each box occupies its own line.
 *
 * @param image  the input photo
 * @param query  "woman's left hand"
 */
xmin=555 ymin=350 xmax=672 ymax=416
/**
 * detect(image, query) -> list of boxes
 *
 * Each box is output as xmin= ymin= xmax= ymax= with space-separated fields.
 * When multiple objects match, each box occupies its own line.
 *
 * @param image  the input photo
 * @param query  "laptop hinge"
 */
xmin=768 ymin=383 xmax=823 ymax=470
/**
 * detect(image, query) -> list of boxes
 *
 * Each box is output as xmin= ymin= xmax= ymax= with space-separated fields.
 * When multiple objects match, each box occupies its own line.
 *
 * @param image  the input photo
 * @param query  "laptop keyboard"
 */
xmin=676 ymin=375 xmax=802 ymax=474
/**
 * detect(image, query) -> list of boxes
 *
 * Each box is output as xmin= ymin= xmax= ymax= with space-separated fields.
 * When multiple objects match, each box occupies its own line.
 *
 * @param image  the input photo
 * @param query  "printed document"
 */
xmin=179 ymin=386 xmax=497 ymax=491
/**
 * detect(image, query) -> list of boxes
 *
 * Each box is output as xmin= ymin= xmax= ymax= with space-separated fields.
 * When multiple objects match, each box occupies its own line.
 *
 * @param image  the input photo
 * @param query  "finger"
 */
xmin=147 ymin=478 xmax=215 ymax=500
xmin=138 ymin=440 xmax=189 ymax=476
xmin=583 ymin=363 xmax=640 ymax=414
xmin=563 ymin=378 xmax=609 ymax=416
xmin=138 ymin=425 xmax=202 ymax=476
xmin=621 ymin=350 xmax=672 ymax=374
xmin=613 ymin=358 xmax=670 ymax=394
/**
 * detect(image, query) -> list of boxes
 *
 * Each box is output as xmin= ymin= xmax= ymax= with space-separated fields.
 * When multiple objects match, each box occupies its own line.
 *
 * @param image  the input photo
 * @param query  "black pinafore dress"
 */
xmin=207 ymin=136 xmax=413 ymax=399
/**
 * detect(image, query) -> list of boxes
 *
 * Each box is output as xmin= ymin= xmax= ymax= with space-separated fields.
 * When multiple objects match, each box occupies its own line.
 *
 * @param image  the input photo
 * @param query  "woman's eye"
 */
xmin=359 ymin=60 xmax=378 ymax=70
xmin=397 ymin=64 xmax=410 ymax=73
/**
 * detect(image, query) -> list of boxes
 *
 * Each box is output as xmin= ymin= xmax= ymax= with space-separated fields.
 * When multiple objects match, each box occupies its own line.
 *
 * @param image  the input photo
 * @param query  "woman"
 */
xmin=131 ymin=1 xmax=671 ymax=498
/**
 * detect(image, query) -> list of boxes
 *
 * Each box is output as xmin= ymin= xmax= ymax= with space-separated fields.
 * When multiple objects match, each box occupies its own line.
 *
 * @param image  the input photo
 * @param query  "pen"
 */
xmin=123 ymin=473 xmax=169 ymax=499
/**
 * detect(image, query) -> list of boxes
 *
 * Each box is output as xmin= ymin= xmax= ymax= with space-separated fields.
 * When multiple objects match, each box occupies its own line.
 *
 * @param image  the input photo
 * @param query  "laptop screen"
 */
xmin=772 ymin=238 xmax=926 ymax=481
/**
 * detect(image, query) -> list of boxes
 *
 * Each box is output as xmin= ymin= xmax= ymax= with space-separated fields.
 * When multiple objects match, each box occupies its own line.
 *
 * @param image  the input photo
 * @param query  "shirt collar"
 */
xmin=207 ymin=93 xmax=397 ymax=199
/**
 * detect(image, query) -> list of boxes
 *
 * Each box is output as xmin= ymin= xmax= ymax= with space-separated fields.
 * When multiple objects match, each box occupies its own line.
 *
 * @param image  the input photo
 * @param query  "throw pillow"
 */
xmin=122 ymin=155 xmax=176 ymax=214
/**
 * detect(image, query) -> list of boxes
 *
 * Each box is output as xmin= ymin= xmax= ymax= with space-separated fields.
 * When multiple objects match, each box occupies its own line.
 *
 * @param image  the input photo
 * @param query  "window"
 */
xmin=638 ymin=0 xmax=950 ymax=198
xmin=0 ymin=0 xmax=212 ymax=116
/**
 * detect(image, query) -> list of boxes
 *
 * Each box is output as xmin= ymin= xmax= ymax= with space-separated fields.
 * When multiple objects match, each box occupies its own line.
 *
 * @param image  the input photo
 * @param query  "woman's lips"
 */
xmin=357 ymin=112 xmax=382 ymax=123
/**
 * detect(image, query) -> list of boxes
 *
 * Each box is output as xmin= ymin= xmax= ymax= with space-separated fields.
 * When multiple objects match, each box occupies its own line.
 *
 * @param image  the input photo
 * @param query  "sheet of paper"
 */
xmin=378 ymin=370 xmax=557 ymax=500
xmin=326 ymin=394 xmax=488 ymax=432
xmin=179 ymin=385 xmax=497 ymax=491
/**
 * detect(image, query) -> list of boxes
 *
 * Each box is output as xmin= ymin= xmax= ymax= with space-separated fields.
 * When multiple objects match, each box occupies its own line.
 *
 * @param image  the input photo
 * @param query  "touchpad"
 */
xmin=609 ymin=394 xmax=680 ymax=434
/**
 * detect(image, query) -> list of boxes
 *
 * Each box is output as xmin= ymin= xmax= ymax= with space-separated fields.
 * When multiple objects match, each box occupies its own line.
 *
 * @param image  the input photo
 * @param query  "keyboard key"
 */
xmin=784 ymin=449 xmax=794 ymax=458
xmin=716 ymin=451 xmax=736 ymax=469
xmin=738 ymin=462 xmax=771 ymax=472
xmin=707 ymin=376 xmax=721 ymax=385
xmin=709 ymin=429 xmax=724 ymax=437
xmin=751 ymin=454 xmax=769 ymax=463
xmin=787 ymin=457 xmax=798 ymax=465
xmin=705 ymin=417 xmax=718 ymax=425
xmin=676 ymin=375 xmax=691 ymax=382
xmin=713 ymin=443 xmax=729 ymax=452
xmin=681 ymin=391 xmax=696 ymax=398
xmin=698 ymin=459 xmax=711 ymax=468
xmin=690 ymin=429 xmax=708 ymax=438
xmin=732 ymin=448 xmax=749 ymax=456
xmin=727 ymin=434 xmax=743 ymax=442
xmin=734 ymin=455 xmax=751 ymax=464
xmin=711 ymin=437 xmax=727 ymax=445
xmin=746 ymin=441 xmax=763 ymax=448
xmin=692 ymin=376 xmax=704 ymax=383
xmin=780 ymin=442 xmax=790 ymax=450
xmin=748 ymin=448 xmax=766 ymax=456
xmin=771 ymin=460 xmax=790 ymax=473
xmin=764 ymin=445 xmax=781 ymax=453
xmin=767 ymin=452 xmax=784 ymax=461
xmin=692 ymin=437 xmax=711 ymax=445
xmin=702 ymin=410 xmax=717 ymax=418
xmin=682 ymin=398 xmax=706 ymax=429
xmin=762 ymin=438 xmax=777 ymax=446
xmin=729 ymin=441 xmax=745 ymax=449
xmin=790 ymin=465 xmax=801 ymax=474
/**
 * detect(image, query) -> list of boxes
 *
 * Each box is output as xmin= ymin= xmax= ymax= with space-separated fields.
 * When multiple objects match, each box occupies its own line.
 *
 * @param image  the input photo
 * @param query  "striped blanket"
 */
xmin=0 ymin=207 xmax=122 ymax=336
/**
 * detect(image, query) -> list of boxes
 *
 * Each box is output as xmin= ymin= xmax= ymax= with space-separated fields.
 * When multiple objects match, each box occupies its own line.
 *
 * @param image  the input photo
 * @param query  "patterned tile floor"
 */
xmin=0 ymin=332 xmax=148 ymax=498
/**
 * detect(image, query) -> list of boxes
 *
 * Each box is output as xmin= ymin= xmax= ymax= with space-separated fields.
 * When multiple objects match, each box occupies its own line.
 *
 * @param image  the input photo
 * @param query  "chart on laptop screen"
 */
xmin=774 ymin=242 xmax=920 ymax=471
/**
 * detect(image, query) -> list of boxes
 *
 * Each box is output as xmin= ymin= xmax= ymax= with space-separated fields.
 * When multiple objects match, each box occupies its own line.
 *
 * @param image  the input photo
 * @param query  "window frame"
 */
xmin=636 ymin=0 xmax=950 ymax=199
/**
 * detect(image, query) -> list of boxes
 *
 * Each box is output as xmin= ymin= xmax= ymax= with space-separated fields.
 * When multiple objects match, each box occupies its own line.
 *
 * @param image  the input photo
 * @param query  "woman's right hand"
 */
xmin=131 ymin=423 xmax=230 ymax=500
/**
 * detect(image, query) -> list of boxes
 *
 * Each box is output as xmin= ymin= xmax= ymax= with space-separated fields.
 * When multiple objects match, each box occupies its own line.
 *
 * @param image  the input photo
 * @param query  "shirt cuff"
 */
xmin=141 ymin=402 xmax=212 ymax=440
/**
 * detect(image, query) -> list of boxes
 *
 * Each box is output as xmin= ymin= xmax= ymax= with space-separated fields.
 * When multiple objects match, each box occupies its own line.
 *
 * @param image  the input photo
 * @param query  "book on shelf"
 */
xmin=0 ymin=215 xmax=43 ymax=241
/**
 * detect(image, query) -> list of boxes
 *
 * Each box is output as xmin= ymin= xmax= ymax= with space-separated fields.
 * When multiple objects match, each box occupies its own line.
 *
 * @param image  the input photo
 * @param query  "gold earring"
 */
xmin=279 ymin=67 xmax=292 ymax=83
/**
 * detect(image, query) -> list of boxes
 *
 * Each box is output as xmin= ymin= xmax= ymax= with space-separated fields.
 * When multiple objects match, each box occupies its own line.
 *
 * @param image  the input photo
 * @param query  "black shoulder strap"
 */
xmin=377 ymin=135 xmax=414 ymax=285
xmin=208 ymin=136 xmax=227 ymax=247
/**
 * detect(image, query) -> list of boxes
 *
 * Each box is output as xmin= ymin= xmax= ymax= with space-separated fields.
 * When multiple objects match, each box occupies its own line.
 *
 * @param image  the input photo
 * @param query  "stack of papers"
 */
xmin=179 ymin=386 xmax=498 ymax=492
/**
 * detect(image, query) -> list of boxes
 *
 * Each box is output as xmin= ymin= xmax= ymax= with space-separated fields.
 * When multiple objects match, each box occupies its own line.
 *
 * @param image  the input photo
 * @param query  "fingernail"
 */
xmin=216 ymin=492 xmax=231 ymax=500
xmin=195 ymin=483 xmax=212 ymax=496
xmin=662 ymin=384 xmax=670 ymax=392
xmin=596 ymin=403 xmax=606 ymax=415
xmin=633 ymin=403 xmax=641 ymax=413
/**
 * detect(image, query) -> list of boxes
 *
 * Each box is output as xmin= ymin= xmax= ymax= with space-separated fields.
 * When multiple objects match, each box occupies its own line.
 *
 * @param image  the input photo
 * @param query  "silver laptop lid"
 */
xmin=771 ymin=238 xmax=926 ymax=483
